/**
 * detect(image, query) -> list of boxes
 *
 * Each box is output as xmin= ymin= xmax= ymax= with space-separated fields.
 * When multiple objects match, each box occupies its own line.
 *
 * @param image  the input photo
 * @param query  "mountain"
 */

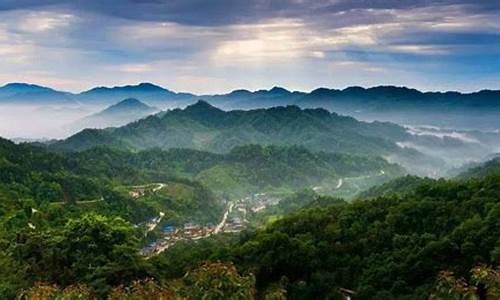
xmin=72 ymin=98 xmax=159 ymax=129
xmin=205 ymin=86 xmax=500 ymax=130
xmin=4 ymin=82 xmax=500 ymax=129
xmin=192 ymin=172 xmax=500 ymax=299
xmin=53 ymin=100 xmax=405 ymax=154
xmin=51 ymin=100 xmax=446 ymax=175
xmin=77 ymin=82 xmax=195 ymax=106
xmin=205 ymin=86 xmax=305 ymax=109
xmin=0 ymin=83 xmax=76 ymax=104
xmin=0 ymin=82 xmax=195 ymax=107
xmin=0 ymin=136 xmax=224 ymax=224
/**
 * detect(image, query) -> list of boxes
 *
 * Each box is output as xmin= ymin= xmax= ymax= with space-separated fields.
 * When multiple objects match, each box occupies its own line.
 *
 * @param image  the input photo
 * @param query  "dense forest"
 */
xmin=153 ymin=174 xmax=500 ymax=299
xmin=51 ymin=101 xmax=458 ymax=176
xmin=2 ymin=0 xmax=500 ymax=298
xmin=48 ymin=143 xmax=404 ymax=196
xmin=0 ymin=134 xmax=499 ymax=298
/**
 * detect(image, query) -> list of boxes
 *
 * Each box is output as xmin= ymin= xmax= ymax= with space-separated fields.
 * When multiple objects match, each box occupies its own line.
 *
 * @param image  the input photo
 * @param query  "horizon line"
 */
xmin=1 ymin=81 xmax=500 ymax=96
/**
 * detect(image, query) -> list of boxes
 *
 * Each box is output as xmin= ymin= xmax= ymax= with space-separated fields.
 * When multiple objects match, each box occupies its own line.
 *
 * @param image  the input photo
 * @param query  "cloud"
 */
xmin=0 ymin=0 xmax=498 ymax=93
xmin=17 ymin=11 xmax=74 ymax=32
xmin=1 ymin=1 xmax=499 ymax=26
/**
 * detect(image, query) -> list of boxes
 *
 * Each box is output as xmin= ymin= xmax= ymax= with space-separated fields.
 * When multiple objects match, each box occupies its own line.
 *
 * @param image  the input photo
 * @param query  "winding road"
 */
xmin=213 ymin=202 xmax=234 ymax=234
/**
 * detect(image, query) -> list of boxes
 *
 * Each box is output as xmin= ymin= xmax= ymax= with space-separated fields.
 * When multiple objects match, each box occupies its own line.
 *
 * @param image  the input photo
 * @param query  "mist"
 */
xmin=0 ymin=104 xmax=99 ymax=140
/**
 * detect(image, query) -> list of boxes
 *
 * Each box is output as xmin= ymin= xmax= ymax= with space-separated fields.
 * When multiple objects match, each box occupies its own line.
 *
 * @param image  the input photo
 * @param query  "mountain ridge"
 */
xmin=70 ymin=98 xmax=159 ymax=130
xmin=3 ymin=82 xmax=500 ymax=128
xmin=51 ymin=101 xmax=449 ymax=176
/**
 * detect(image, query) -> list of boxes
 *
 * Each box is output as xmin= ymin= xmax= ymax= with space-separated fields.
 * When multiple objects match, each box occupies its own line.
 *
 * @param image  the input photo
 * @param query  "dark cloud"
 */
xmin=0 ymin=0 xmax=499 ymax=93
xmin=1 ymin=0 xmax=499 ymax=26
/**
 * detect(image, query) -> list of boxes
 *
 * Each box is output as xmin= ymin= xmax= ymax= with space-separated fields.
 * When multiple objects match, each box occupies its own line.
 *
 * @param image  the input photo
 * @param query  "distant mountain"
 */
xmin=52 ymin=100 xmax=446 ymax=175
xmin=77 ymin=82 xmax=194 ymax=105
xmin=297 ymin=86 xmax=500 ymax=130
xmin=0 ymin=83 xmax=76 ymax=104
xmin=0 ymin=82 xmax=195 ymax=106
xmin=205 ymin=86 xmax=304 ymax=108
xmin=71 ymin=98 xmax=159 ymax=129
xmin=205 ymin=86 xmax=500 ymax=130
xmin=4 ymin=81 xmax=500 ymax=129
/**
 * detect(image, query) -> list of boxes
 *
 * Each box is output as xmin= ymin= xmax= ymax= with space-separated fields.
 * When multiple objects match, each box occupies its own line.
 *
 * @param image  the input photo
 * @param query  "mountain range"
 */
xmin=2 ymin=82 xmax=500 ymax=129
xmin=52 ymin=100 xmax=452 ymax=176
xmin=0 ymin=82 xmax=193 ymax=106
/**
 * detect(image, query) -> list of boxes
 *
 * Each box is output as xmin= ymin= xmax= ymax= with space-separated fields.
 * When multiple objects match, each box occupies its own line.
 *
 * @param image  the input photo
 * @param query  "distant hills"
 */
xmin=0 ymin=83 xmax=75 ymax=104
xmin=52 ymin=100 xmax=448 ymax=176
xmin=2 ymin=82 xmax=500 ymax=129
xmin=0 ymin=82 xmax=193 ymax=106
xmin=206 ymin=86 xmax=500 ymax=129
xmin=53 ymin=100 xmax=407 ymax=154
xmin=78 ymin=82 xmax=194 ymax=105
xmin=71 ymin=98 xmax=159 ymax=129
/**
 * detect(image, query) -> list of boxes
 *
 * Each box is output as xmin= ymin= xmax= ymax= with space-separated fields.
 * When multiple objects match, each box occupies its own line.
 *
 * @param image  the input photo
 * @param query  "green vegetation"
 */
xmin=61 ymin=143 xmax=404 ymax=197
xmin=152 ymin=173 xmax=500 ymax=299
xmin=1 ymin=130 xmax=499 ymax=299
xmin=458 ymin=156 xmax=500 ymax=179
xmin=51 ymin=101 xmax=437 ymax=174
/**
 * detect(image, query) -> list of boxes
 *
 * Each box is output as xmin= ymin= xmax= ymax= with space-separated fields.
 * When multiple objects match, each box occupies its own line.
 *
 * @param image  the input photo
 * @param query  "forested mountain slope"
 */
xmin=0 ymin=137 xmax=223 ymax=226
xmin=1 ymin=135 xmax=499 ymax=299
xmin=51 ymin=101 xmax=444 ymax=175
xmin=71 ymin=144 xmax=404 ymax=196
xmin=154 ymin=172 xmax=500 ymax=299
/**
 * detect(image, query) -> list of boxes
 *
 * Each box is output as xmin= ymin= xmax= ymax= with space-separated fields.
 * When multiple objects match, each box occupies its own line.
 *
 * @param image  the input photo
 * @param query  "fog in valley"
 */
xmin=2 ymin=96 xmax=499 ymax=178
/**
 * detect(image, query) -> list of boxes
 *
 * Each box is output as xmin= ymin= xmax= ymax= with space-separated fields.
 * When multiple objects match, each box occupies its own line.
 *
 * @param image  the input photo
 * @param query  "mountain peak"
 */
xmin=182 ymin=100 xmax=225 ymax=117
xmin=269 ymin=86 xmax=290 ymax=94
xmin=228 ymin=89 xmax=252 ymax=97
xmin=82 ymin=82 xmax=170 ymax=94
xmin=135 ymin=82 xmax=168 ymax=91
xmin=114 ymin=97 xmax=148 ymax=107
xmin=186 ymin=100 xmax=218 ymax=110
xmin=101 ymin=98 xmax=155 ymax=114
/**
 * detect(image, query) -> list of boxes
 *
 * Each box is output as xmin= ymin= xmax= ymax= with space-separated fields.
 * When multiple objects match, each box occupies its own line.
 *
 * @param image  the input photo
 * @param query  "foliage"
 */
xmin=13 ymin=214 xmax=151 ymax=297
xmin=51 ymin=101 xmax=431 ymax=174
xmin=180 ymin=261 xmax=255 ymax=300
xmin=221 ymin=174 xmax=500 ymax=299
xmin=430 ymin=265 xmax=500 ymax=300
xmin=108 ymin=279 xmax=175 ymax=300
xmin=17 ymin=283 xmax=95 ymax=300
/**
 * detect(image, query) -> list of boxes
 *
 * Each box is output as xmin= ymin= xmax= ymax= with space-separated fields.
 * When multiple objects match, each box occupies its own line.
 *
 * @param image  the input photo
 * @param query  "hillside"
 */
xmin=457 ymin=156 xmax=500 ymax=179
xmin=67 ymin=144 xmax=405 ymax=197
xmin=52 ymin=101 xmax=444 ymax=174
xmin=72 ymin=98 xmax=159 ymax=129
xmin=0 ymin=137 xmax=223 ymax=226
xmin=154 ymin=172 xmax=500 ymax=299
xmin=1 ymin=135 xmax=499 ymax=299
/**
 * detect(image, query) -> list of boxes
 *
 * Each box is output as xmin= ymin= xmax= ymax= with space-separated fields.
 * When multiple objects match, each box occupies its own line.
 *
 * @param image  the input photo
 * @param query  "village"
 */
xmin=139 ymin=192 xmax=283 ymax=256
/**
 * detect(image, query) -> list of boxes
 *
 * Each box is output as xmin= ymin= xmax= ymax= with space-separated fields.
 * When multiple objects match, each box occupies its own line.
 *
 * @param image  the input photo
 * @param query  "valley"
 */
xmin=2 ymin=1 xmax=500 ymax=298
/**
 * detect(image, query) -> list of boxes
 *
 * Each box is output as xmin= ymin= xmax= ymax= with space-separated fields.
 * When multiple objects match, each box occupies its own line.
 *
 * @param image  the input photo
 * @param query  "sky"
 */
xmin=0 ymin=0 xmax=499 ymax=94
